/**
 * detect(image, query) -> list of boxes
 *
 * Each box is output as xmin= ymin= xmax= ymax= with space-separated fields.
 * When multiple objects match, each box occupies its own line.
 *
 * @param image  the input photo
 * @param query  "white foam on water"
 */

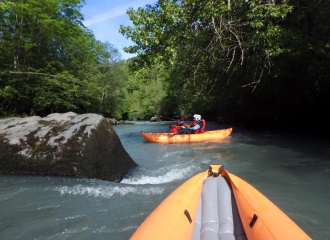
xmin=163 ymin=149 xmax=188 ymax=157
xmin=201 ymin=159 xmax=212 ymax=164
xmin=94 ymin=225 xmax=137 ymax=234
xmin=55 ymin=185 xmax=164 ymax=198
xmin=112 ymin=225 xmax=137 ymax=233
xmin=112 ymin=211 xmax=147 ymax=221
xmin=121 ymin=165 xmax=196 ymax=185
xmin=64 ymin=214 xmax=86 ymax=220
xmin=37 ymin=205 xmax=61 ymax=210
xmin=45 ymin=227 xmax=90 ymax=239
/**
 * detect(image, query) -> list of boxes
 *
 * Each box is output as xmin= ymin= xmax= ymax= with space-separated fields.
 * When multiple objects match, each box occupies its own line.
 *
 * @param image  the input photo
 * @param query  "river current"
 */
xmin=0 ymin=121 xmax=329 ymax=240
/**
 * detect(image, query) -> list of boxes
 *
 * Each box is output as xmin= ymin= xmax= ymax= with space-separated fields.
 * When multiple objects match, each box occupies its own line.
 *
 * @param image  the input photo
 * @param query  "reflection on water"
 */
xmin=191 ymin=139 xmax=233 ymax=149
xmin=0 ymin=122 xmax=329 ymax=240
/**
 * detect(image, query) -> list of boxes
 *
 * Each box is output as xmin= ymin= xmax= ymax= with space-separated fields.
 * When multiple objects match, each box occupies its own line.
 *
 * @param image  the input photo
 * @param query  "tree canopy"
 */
xmin=0 ymin=0 xmax=126 ymax=117
xmin=120 ymin=0 xmax=330 ymax=127
xmin=1 ymin=0 xmax=329 ymax=131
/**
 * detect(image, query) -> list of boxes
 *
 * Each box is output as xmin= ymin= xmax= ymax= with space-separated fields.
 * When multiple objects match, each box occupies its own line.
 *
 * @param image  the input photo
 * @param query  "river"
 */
xmin=0 ymin=121 xmax=329 ymax=240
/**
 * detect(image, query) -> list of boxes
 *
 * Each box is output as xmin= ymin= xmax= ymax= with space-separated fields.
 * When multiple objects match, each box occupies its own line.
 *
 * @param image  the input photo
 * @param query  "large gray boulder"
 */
xmin=0 ymin=112 xmax=136 ymax=181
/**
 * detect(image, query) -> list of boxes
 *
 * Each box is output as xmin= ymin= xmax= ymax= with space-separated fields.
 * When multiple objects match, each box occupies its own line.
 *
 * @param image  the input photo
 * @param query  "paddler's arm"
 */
xmin=182 ymin=124 xmax=200 ymax=130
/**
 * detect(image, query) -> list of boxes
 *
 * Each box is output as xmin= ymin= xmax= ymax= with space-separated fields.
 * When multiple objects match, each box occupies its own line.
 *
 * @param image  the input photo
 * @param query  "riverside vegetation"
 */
xmin=1 ymin=0 xmax=329 ymax=132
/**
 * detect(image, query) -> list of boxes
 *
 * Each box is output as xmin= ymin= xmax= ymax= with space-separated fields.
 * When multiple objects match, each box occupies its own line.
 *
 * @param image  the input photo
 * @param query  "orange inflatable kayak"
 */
xmin=130 ymin=165 xmax=311 ymax=240
xmin=140 ymin=128 xmax=233 ymax=144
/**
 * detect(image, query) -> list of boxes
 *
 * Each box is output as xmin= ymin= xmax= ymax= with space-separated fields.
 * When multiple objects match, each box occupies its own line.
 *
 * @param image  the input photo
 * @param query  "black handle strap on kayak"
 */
xmin=208 ymin=165 xmax=224 ymax=177
xmin=184 ymin=209 xmax=192 ymax=223
xmin=250 ymin=214 xmax=258 ymax=228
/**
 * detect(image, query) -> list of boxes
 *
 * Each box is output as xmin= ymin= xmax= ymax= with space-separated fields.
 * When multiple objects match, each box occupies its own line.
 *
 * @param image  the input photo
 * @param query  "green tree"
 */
xmin=0 ymin=0 xmax=129 ymax=118
xmin=120 ymin=0 xmax=330 ymax=126
xmin=0 ymin=0 xmax=91 ymax=115
xmin=96 ymin=42 xmax=129 ymax=118
xmin=124 ymin=63 xmax=168 ymax=120
xmin=120 ymin=0 xmax=293 ymax=115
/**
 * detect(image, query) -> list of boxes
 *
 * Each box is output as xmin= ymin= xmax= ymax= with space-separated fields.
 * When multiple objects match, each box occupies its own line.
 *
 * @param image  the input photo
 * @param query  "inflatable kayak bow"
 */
xmin=130 ymin=165 xmax=311 ymax=240
xmin=140 ymin=128 xmax=232 ymax=144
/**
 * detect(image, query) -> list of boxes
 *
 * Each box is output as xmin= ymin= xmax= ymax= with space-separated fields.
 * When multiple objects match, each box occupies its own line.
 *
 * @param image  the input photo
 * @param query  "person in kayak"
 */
xmin=176 ymin=117 xmax=185 ymax=126
xmin=181 ymin=114 xmax=205 ymax=134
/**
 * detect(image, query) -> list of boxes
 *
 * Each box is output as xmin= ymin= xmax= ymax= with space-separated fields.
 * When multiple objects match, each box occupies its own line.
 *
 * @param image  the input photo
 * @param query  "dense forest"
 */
xmin=1 ymin=0 xmax=329 ymax=131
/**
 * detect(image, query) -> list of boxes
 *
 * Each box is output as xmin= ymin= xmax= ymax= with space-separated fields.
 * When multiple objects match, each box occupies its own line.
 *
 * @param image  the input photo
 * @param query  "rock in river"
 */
xmin=0 ymin=112 xmax=136 ymax=181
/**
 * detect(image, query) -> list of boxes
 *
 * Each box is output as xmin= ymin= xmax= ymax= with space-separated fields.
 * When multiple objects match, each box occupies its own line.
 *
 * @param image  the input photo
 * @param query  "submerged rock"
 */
xmin=0 ymin=112 xmax=136 ymax=181
xmin=106 ymin=118 xmax=133 ymax=125
xmin=150 ymin=115 xmax=162 ymax=122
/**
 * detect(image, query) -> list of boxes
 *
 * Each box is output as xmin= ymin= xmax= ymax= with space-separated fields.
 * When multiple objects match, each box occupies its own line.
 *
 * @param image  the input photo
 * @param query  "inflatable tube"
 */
xmin=130 ymin=165 xmax=311 ymax=240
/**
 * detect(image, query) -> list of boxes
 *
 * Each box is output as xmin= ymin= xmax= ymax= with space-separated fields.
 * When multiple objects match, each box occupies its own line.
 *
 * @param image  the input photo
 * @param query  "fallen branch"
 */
xmin=0 ymin=71 xmax=83 ymax=85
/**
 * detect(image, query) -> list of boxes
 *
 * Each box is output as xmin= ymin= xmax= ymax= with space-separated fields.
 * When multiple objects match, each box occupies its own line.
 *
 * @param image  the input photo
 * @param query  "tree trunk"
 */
xmin=30 ymin=107 xmax=36 ymax=116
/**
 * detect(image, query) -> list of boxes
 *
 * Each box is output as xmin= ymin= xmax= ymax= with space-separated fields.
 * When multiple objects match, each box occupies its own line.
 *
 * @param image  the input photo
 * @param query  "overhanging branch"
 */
xmin=0 ymin=71 xmax=83 ymax=85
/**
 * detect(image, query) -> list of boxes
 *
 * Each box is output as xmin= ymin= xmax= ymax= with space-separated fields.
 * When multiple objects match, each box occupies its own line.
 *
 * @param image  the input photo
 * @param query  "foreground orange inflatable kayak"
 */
xmin=130 ymin=165 xmax=311 ymax=240
xmin=140 ymin=128 xmax=233 ymax=144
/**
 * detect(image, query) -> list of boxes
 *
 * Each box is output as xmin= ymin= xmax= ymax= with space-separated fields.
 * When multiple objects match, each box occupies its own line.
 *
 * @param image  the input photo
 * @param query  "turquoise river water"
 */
xmin=0 ymin=121 xmax=329 ymax=240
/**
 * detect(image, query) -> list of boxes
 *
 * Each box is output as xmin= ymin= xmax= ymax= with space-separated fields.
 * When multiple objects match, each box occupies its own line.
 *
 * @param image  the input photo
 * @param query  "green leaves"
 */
xmin=0 ymin=0 xmax=129 ymax=118
xmin=118 ymin=0 xmax=330 ymax=121
xmin=123 ymin=63 xmax=169 ymax=120
xmin=0 ymin=86 xmax=17 ymax=99
xmin=1 ymin=0 xmax=328 ymax=122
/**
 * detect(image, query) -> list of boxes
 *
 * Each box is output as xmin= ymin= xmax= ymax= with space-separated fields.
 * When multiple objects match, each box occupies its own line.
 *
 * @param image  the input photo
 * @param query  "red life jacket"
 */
xmin=192 ymin=119 xmax=205 ymax=134
xmin=176 ymin=118 xmax=184 ymax=126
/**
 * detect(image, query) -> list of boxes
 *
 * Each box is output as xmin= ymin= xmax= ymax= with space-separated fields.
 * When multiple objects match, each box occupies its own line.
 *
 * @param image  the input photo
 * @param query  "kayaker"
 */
xmin=181 ymin=114 xmax=205 ymax=134
xmin=176 ymin=117 xmax=185 ymax=126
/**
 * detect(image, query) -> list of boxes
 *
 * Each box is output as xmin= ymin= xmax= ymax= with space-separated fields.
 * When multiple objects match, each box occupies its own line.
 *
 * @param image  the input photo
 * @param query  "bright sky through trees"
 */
xmin=81 ymin=0 xmax=156 ymax=60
